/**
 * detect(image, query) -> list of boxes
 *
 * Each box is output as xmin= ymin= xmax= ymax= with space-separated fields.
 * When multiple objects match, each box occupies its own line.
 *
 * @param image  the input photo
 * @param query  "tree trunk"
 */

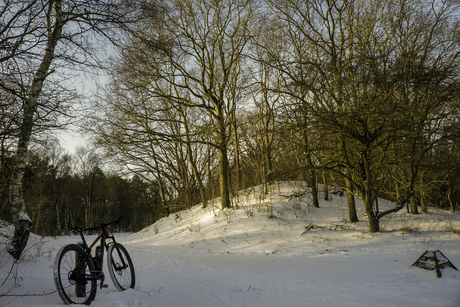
xmin=265 ymin=142 xmax=272 ymax=178
xmin=218 ymin=146 xmax=230 ymax=209
xmin=344 ymin=166 xmax=358 ymax=222
xmin=420 ymin=192 xmax=428 ymax=213
xmin=232 ymin=119 xmax=242 ymax=194
xmin=207 ymin=144 xmax=214 ymax=210
xmin=8 ymin=143 xmax=32 ymax=259
xmin=367 ymin=209 xmax=380 ymax=232
xmin=410 ymin=195 xmax=419 ymax=214
xmin=85 ymin=186 xmax=93 ymax=226
xmin=186 ymin=141 xmax=207 ymax=208
xmin=364 ymin=195 xmax=379 ymax=233
xmin=262 ymin=144 xmax=267 ymax=195
xmin=322 ymin=172 xmax=329 ymax=201
xmin=346 ymin=177 xmax=358 ymax=222
xmin=261 ymin=114 xmax=273 ymax=195
xmin=54 ymin=181 xmax=62 ymax=235
xmin=363 ymin=154 xmax=379 ymax=232
xmin=8 ymin=0 xmax=64 ymax=259
xmin=306 ymin=151 xmax=319 ymax=208
xmin=177 ymin=143 xmax=192 ymax=209
xmin=216 ymin=112 xmax=231 ymax=209
xmin=448 ymin=187 xmax=456 ymax=213
xmin=183 ymin=116 xmax=207 ymax=209
xmin=309 ymin=169 xmax=319 ymax=208
xmin=151 ymin=143 xmax=169 ymax=216
xmin=55 ymin=200 xmax=61 ymax=235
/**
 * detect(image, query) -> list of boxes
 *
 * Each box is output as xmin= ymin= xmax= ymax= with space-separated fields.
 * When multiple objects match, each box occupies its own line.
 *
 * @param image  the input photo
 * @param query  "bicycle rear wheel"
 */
xmin=54 ymin=244 xmax=97 ymax=305
xmin=107 ymin=243 xmax=135 ymax=291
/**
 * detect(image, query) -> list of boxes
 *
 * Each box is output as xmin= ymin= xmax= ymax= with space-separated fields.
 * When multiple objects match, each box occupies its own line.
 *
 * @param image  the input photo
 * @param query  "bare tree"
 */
xmin=110 ymin=0 xmax=259 ymax=210
xmin=248 ymin=35 xmax=281 ymax=193
xmin=3 ymin=0 xmax=146 ymax=259
xmin=74 ymin=146 xmax=103 ymax=226
xmin=267 ymin=0 xmax=460 ymax=232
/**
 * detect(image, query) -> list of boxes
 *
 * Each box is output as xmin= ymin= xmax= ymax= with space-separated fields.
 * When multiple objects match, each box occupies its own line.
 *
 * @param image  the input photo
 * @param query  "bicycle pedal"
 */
xmin=102 ymin=284 xmax=108 ymax=288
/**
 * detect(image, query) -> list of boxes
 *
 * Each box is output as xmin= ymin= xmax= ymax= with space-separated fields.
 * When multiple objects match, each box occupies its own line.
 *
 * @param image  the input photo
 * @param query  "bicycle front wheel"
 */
xmin=107 ymin=243 xmax=135 ymax=291
xmin=53 ymin=244 xmax=97 ymax=305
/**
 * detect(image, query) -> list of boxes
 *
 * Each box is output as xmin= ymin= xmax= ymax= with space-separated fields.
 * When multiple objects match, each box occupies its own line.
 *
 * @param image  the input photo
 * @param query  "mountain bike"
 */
xmin=53 ymin=216 xmax=135 ymax=305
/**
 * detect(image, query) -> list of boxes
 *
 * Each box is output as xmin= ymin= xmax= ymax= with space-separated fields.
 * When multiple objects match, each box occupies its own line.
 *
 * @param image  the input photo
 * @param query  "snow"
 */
xmin=19 ymin=210 xmax=32 ymax=223
xmin=2 ymin=181 xmax=460 ymax=307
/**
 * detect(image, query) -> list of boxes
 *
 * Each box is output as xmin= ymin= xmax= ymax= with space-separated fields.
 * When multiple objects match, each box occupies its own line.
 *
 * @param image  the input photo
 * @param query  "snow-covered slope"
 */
xmin=2 ymin=182 xmax=460 ymax=306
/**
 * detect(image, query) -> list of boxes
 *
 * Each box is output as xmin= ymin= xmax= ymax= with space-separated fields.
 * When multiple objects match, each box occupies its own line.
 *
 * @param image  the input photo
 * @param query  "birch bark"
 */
xmin=8 ymin=0 xmax=63 ymax=260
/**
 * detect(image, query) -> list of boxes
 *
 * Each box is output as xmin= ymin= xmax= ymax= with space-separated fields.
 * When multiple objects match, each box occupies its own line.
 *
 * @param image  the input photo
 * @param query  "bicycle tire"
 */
xmin=107 ymin=243 xmax=135 ymax=291
xmin=54 ymin=244 xmax=97 ymax=305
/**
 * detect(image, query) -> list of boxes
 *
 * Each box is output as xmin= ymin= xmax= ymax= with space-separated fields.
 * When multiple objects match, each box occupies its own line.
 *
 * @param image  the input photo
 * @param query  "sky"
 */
xmin=58 ymin=129 xmax=86 ymax=154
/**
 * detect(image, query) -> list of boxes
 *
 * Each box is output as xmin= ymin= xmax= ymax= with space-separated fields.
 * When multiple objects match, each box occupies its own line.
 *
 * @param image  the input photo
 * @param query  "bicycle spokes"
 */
xmin=107 ymin=243 xmax=135 ymax=291
xmin=54 ymin=245 xmax=97 ymax=305
xmin=54 ymin=217 xmax=134 ymax=304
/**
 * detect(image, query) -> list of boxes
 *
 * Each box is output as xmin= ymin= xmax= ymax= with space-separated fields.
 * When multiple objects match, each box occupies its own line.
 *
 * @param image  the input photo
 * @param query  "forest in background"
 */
xmin=0 ymin=145 xmax=165 ymax=235
xmin=1 ymin=0 xmax=460 ymax=243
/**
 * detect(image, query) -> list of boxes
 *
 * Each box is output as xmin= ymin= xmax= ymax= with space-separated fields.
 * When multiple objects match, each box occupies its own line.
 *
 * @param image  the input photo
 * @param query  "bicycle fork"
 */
xmin=108 ymin=236 xmax=129 ymax=272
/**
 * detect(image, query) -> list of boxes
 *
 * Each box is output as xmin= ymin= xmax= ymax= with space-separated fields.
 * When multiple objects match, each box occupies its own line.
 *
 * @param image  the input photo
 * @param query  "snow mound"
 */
xmin=2 ymin=181 xmax=460 ymax=307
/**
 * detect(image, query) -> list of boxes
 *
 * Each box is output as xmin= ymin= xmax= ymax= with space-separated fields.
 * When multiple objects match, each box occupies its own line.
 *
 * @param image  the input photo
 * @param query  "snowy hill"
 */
xmin=2 ymin=181 xmax=460 ymax=306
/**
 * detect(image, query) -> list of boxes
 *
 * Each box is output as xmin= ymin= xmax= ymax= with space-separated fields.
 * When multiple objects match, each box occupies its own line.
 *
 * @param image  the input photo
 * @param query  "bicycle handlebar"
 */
xmin=70 ymin=215 xmax=125 ymax=234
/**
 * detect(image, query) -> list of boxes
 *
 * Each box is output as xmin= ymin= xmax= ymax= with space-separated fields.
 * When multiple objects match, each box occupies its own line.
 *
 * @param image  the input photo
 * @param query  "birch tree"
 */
xmin=3 ymin=0 xmax=145 ymax=259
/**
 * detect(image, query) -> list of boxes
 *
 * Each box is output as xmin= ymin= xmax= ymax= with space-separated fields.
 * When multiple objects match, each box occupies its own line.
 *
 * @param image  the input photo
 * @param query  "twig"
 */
xmin=133 ymin=287 xmax=160 ymax=296
xmin=2 ymin=260 xmax=17 ymax=286
xmin=247 ymin=285 xmax=264 ymax=295
xmin=1 ymin=289 xmax=57 ymax=297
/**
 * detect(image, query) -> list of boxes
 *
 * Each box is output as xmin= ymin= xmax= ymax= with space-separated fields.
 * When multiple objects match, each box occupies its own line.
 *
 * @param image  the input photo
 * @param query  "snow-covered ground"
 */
xmin=2 ymin=181 xmax=460 ymax=307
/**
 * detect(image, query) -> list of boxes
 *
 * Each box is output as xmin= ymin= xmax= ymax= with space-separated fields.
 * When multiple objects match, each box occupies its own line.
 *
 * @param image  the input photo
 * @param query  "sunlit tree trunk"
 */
xmin=346 ymin=175 xmax=358 ymax=222
xmin=231 ymin=119 xmax=242 ymax=194
xmin=410 ymin=195 xmax=419 ymax=215
xmin=217 ymin=109 xmax=231 ymax=209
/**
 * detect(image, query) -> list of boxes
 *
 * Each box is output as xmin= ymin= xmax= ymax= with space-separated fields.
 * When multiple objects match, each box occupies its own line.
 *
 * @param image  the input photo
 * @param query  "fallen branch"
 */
xmin=301 ymin=222 xmax=354 ymax=235
xmin=133 ymin=287 xmax=161 ymax=296
xmin=1 ymin=289 xmax=57 ymax=297
xmin=279 ymin=190 xmax=310 ymax=201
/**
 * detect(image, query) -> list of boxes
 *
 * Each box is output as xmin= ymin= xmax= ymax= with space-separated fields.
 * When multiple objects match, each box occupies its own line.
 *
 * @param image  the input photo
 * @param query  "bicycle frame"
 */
xmin=55 ymin=215 xmax=134 ymax=305
xmin=73 ymin=217 xmax=127 ymax=287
